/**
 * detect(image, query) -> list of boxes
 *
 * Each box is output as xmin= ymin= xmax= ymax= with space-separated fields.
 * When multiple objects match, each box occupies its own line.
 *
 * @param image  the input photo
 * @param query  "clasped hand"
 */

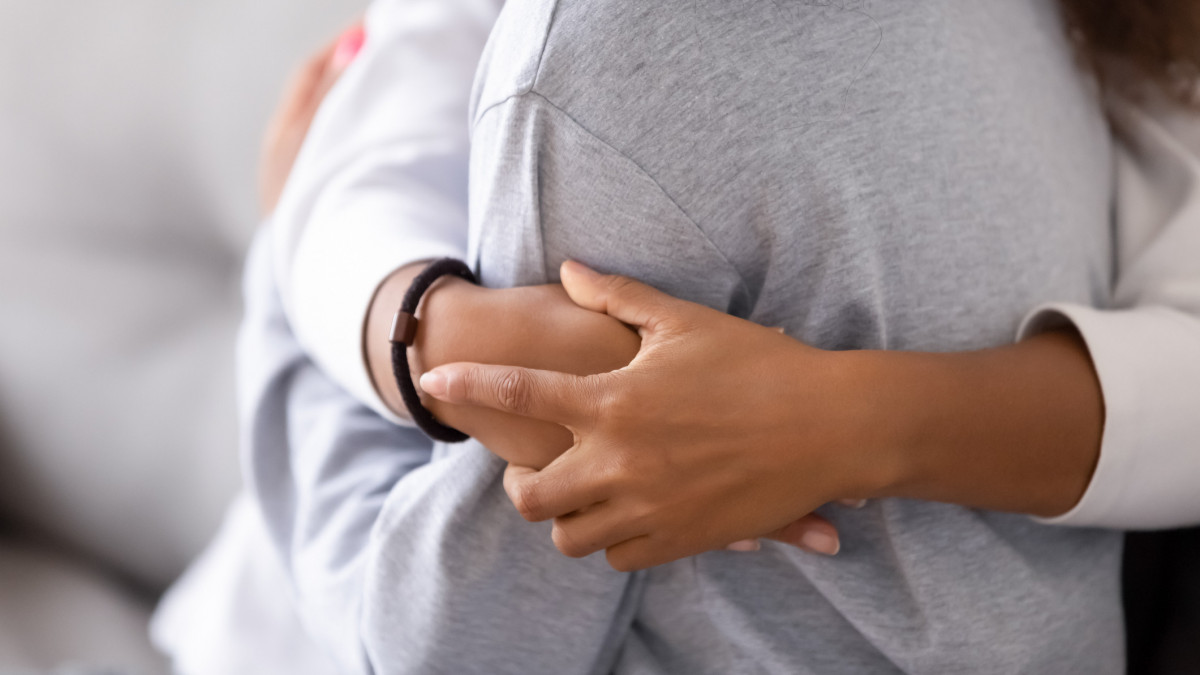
xmin=420 ymin=261 xmax=891 ymax=571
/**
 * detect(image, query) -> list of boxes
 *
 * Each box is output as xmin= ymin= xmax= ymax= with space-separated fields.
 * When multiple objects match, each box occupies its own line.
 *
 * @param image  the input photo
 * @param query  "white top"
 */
xmin=152 ymin=496 xmax=341 ymax=675
xmin=272 ymin=0 xmax=503 ymax=424
xmin=273 ymin=0 xmax=1200 ymax=529
xmin=1022 ymin=96 xmax=1200 ymax=528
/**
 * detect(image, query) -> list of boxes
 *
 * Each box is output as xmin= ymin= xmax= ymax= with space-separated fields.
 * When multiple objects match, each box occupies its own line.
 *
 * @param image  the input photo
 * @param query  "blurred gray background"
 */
xmin=0 ymin=1 xmax=361 ymax=670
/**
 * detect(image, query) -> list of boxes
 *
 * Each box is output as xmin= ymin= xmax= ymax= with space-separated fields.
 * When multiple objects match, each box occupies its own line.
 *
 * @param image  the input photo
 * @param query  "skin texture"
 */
xmin=420 ymin=262 xmax=1104 ymax=572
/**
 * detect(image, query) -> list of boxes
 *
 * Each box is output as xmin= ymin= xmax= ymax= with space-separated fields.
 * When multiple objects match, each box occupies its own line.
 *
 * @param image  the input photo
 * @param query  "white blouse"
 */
xmin=272 ymin=0 xmax=1200 ymax=529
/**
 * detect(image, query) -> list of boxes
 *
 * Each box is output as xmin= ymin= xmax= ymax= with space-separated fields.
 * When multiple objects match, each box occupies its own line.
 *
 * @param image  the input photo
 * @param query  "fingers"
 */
xmin=330 ymin=24 xmax=366 ymax=71
xmin=732 ymin=506 xmax=859 ymax=555
xmin=602 ymin=513 xmax=841 ymax=572
xmin=559 ymin=261 xmax=688 ymax=336
xmin=260 ymin=21 xmax=365 ymax=215
xmin=604 ymin=535 xmax=677 ymax=572
xmin=725 ymin=539 xmax=762 ymax=552
xmin=302 ymin=24 xmax=365 ymax=110
xmin=763 ymin=513 xmax=841 ymax=556
xmin=283 ymin=23 xmax=363 ymax=121
xmin=548 ymin=505 xmax=648 ymax=559
xmin=420 ymin=363 xmax=600 ymax=426
xmin=502 ymin=459 xmax=609 ymax=522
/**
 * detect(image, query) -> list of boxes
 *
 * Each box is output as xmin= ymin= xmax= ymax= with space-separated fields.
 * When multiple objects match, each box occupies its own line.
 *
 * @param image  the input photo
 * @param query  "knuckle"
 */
xmin=603 ymin=390 xmax=639 ymax=425
xmin=496 ymin=369 xmax=534 ymax=414
xmin=508 ymin=481 xmax=544 ymax=522
xmin=590 ymin=449 xmax=633 ymax=493
xmin=604 ymin=274 xmax=637 ymax=295
xmin=574 ymin=375 xmax=610 ymax=421
xmin=627 ymin=500 xmax=658 ymax=529
xmin=600 ymin=275 xmax=638 ymax=306
xmin=591 ymin=377 xmax=636 ymax=425
xmin=606 ymin=450 xmax=638 ymax=481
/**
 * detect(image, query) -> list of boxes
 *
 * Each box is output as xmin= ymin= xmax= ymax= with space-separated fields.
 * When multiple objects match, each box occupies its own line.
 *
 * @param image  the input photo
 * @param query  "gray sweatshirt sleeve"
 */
xmin=239 ymin=228 xmax=637 ymax=675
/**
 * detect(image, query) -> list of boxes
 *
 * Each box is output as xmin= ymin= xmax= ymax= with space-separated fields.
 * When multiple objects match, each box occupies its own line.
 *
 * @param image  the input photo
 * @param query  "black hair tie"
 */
xmin=389 ymin=258 xmax=477 ymax=443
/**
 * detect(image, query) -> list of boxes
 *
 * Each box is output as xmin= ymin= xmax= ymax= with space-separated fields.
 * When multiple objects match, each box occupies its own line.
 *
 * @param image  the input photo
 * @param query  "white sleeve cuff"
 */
xmin=1019 ymin=303 xmax=1200 ymax=529
xmin=288 ymin=189 xmax=467 ymax=424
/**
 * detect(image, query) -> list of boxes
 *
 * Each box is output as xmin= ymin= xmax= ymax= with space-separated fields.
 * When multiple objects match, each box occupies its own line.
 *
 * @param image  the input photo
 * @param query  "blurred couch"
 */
xmin=0 ymin=1 xmax=361 ymax=671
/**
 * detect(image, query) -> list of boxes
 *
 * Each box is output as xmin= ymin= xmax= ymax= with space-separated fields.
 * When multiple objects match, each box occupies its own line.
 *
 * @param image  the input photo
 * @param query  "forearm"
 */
xmin=366 ymin=266 xmax=641 ymax=467
xmin=248 ymin=231 xmax=637 ymax=672
xmin=859 ymin=329 xmax=1103 ymax=518
xmin=271 ymin=0 xmax=500 ymax=421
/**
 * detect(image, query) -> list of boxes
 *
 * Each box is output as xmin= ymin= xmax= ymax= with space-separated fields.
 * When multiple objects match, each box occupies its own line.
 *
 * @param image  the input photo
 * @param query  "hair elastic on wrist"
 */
xmin=389 ymin=258 xmax=478 ymax=443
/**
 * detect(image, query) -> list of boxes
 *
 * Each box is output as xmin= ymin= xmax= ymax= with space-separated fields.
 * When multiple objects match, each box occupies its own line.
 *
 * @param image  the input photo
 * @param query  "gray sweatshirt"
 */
xmin=468 ymin=0 xmax=1120 ymax=672
xmin=248 ymin=0 xmax=1122 ymax=673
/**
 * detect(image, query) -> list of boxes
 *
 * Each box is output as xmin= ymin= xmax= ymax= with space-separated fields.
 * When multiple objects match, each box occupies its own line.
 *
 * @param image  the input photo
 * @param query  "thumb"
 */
xmin=559 ymin=261 xmax=687 ymax=336
xmin=419 ymin=362 xmax=596 ymax=426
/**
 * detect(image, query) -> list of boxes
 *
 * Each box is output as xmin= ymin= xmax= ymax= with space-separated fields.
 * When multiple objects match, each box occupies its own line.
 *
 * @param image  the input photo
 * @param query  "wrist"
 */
xmin=773 ymin=346 xmax=913 ymax=505
xmin=408 ymin=276 xmax=488 ymax=403
xmin=829 ymin=349 xmax=923 ymax=502
xmin=364 ymin=263 xmax=486 ymax=419
xmin=839 ymin=335 xmax=1101 ymax=517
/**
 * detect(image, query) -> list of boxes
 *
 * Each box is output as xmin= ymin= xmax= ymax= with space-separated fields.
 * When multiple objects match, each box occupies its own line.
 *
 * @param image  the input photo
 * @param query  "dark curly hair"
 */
xmin=1061 ymin=0 xmax=1200 ymax=105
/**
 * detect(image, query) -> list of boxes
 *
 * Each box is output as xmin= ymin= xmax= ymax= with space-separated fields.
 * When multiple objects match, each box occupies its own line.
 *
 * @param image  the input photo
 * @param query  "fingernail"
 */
xmin=419 ymin=370 xmax=447 ymax=398
xmin=332 ymin=25 xmax=366 ymax=70
xmin=841 ymin=499 xmax=868 ymax=509
xmin=561 ymin=260 xmax=599 ymax=279
xmin=726 ymin=539 xmax=761 ymax=552
xmin=800 ymin=530 xmax=840 ymax=556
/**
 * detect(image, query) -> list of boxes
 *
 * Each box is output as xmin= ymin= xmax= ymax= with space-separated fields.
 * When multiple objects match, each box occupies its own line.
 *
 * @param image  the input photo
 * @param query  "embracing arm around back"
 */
xmin=418 ymin=262 xmax=1106 ymax=570
xmin=416 ymin=94 xmax=1200 ymax=569
xmin=282 ymin=0 xmax=1199 ymax=569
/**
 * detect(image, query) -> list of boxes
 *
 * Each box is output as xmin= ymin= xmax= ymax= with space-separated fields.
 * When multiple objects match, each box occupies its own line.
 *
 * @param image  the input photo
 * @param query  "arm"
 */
xmin=270 ymin=0 xmax=500 ymax=423
xmin=1017 ymin=93 xmax=1200 ymax=529
xmin=420 ymin=265 xmax=1105 ymax=569
xmin=419 ymin=98 xmax=1200 ymax=568
xmin=365 ymin=264 xmax=642 ymax=470
xmin=242 ymin=229 xmax=637 ymax=674
xmin=248 ymin=19 xmax=639 ymax=671
xmin=270 ymin=0 xmax=643 ymax=473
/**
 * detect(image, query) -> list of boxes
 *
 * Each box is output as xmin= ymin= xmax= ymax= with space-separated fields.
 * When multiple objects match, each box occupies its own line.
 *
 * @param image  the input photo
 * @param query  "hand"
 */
xmin=380 ymin=270 xmax=848 ymax=557
xmin=420 ymin=262 xmax=888 ymax=570
xmin=421 ymin=262 xmax=1107 ymax=570
xmin=259 ymin=22 xmax=365 ymax=216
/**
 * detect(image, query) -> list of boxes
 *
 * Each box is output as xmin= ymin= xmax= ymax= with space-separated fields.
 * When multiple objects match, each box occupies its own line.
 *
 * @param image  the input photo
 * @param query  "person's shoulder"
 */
xmin=470 ymin=0 xmax=560 ymax=124
xmin=472 ymin=0 xmax=706 ymax=123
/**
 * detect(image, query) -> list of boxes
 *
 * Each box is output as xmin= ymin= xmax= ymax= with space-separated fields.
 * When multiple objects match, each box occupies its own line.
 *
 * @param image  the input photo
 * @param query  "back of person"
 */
xmin=467 ymin=0 xmax=1121 ymax=671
